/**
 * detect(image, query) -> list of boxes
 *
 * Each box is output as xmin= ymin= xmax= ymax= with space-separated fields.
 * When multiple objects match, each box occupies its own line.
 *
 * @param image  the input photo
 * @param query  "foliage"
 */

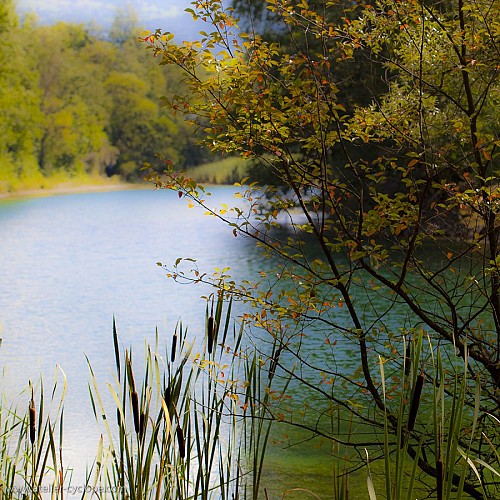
xmin=1 ymin=300 xmax=498 ymax=498
xmin=143 ymin=0 xmax=500 ymax=497
xmin=0 ymin=8 xmax=211 ymax=193
xmin=0 ymin=296 xmax=288 ymax=499
xmin=85 ymin=299 xmax=265 ymax=500
xmin=0 ymin=0 xmax=44 ymax=192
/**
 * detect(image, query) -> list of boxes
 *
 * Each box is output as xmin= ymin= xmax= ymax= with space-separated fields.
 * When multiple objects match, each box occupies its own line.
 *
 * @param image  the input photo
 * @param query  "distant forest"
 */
xmin=0 ymin=1 xmax=208 ymax=193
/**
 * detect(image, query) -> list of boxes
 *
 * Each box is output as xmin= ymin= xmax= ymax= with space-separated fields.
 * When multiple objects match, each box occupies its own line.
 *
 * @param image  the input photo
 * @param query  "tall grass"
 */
xmin=0 ymin=368 xmax=66 ymax=499
xmin=85 ymin=293 xmax=274 ymax=499
xmin=1 ymin=301 xmax=498 ymax=499
xmin=371 ymin=333 xmax=500 ymax=499
xmin=0 ymin=294 xmax=275 ymax=499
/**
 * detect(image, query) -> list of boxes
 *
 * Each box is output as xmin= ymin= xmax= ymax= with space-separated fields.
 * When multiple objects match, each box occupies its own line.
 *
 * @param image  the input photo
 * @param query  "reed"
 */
xmin=2 ymin=297 xmax=497 ymax=499
xmin=86 ymin=293 xmax=260 ymax=499
xmin=0 ymin=368 xmax=66 ymax=499
xmin=406 ymin=371 xmax=424 ymax=433
xmin=371 ymin=333 xmax=499 ymax=500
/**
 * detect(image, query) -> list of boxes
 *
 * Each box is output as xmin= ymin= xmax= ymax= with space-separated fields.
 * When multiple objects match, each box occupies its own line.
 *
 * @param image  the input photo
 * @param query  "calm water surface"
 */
xmin=0 ymin=186 xmax=434 ymax=495
xmin=0 ymin=186 xmax=258 ymax=484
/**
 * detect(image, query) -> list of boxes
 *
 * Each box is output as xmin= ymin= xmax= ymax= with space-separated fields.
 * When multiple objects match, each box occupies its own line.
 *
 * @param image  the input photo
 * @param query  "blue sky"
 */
xmin=16 ymin=0 xmax=201 ymax=39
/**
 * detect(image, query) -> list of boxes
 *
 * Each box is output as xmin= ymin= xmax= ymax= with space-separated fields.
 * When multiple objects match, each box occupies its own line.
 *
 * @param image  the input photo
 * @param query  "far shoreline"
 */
xmin=0 ymin=181 xmax=150 ymax=201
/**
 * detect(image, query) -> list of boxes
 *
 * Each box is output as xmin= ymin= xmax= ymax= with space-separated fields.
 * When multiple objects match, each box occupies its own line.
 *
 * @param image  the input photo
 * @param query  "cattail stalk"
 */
xmin=140 ymin=411 xmax=146 ymax=439
xmin=436 ymin=429 xmax=443 ymax=500
xmin=269 ymin=346 xmax=283 ymax=378
xmin=399 ymin=428 xmax=406 ymax=449
xmin=407 ymin=372 xmax=425 ymax=432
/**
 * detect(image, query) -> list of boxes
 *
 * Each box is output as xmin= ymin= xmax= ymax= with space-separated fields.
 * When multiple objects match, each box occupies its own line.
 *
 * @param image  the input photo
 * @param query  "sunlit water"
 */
xmin=0 ymin=186 xmax=261 ymax=488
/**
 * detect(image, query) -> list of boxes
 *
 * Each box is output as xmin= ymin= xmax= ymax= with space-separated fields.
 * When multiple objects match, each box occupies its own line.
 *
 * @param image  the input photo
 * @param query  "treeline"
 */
xmin=0 ymin=1 xmax=208 ymax=193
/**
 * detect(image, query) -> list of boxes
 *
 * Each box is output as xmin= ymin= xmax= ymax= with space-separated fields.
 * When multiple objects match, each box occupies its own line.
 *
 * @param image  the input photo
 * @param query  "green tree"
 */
xmin=103 ymin=68 xmax=181 ymax=180
xmin=0 ymin=0 xmax=44 ymax=191
xmin=231 ymin=0 xmax=384 ymax=111
xmin=34 ymin=23 xmax=111 ymax=176
xmin=145 ymin=0 xmax=499 ymax=497
xmin=0 ymin=6 xmax=205 ymax=192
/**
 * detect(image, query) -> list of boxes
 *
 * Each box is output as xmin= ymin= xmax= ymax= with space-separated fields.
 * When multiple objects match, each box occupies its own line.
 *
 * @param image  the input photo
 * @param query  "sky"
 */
xmin=16 ymin=0 xmax=202 ymax=39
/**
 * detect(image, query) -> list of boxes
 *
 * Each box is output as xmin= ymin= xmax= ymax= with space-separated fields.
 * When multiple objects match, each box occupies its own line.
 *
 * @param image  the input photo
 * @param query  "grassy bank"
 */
xmin=0 ymin=172 xmax=141 ymax=200
xmin=185 ymin=157 xmax=249 ymax=185
xmin=0 ymin=157 xmax=249 ymax=200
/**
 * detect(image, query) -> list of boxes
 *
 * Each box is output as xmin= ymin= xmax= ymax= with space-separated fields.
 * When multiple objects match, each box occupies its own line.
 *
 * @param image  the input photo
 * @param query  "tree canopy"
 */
xmin=0 ymin=7 xmax=208 ymax=192
xmin=145 ymin=0 xmax=500 ymax=497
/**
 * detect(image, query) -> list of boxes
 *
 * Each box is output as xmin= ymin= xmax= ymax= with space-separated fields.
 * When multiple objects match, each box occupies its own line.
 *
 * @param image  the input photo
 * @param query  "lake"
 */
xmin=0 ymin=186 xmax=261 ymax=487
xmin=0 ymin=186 xmax=448 ymax=498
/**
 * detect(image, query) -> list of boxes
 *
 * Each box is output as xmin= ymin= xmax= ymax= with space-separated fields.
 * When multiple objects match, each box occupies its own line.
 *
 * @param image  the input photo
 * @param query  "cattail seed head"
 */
xmin=164 ymin=386 xmax=171 ymax=406
xmin=171 ymin=333 xmax=177 ymax=363
xmin=436 ymin=458 xmax=443 ymax=500
xmin=407 ymin=372 xmax=425 ymax=432
xmin=404 ymin=344 xmax=411 ymax=377
xmin=176 ymin=424 xmax=185 ymax=459
xmin=164 ymin=385 xmax=175 ymax=419
xmin=131 ymin=390 xmax=140 ymax=435
xmin=29 ymin=400 xmax=36 ymax=445
xmin=207 ymin=316 xmax=214 ymax=354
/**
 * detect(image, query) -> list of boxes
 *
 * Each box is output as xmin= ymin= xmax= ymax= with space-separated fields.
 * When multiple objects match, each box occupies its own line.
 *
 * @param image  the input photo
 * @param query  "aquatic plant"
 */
xmin=0 ymin=369 xmax=66 ymax=499
xmin=0 ymin=300 xmax=499 ymax=498
xmin=143 ymin=0 xmax=500 ymax=496
xmin=85 ymin=294 xmax=273 ymax=499
xmin=370 ymin=333 xmax=500 ymax=499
